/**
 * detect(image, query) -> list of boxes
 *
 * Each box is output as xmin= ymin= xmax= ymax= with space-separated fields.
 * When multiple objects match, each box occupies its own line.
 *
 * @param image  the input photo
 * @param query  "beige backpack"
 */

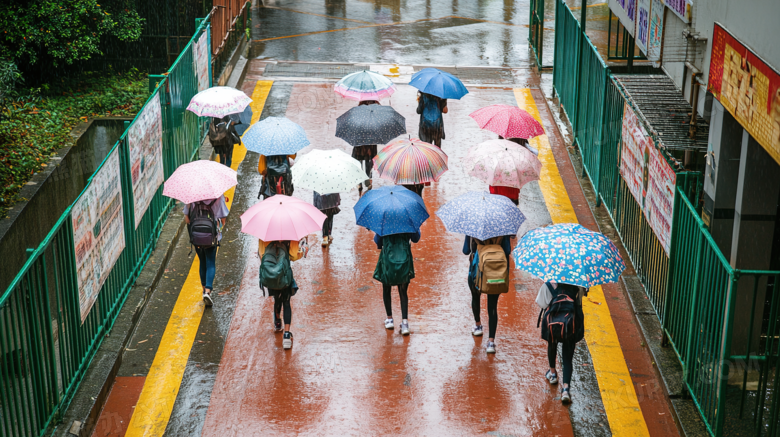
xmin=475 ymin=237 xmax=509 ymax=294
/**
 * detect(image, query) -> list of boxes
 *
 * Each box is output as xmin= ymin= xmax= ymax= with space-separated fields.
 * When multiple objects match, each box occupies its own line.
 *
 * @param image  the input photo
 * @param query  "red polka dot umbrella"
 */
xmin=468 ymin=104 xmax=545 ymax=139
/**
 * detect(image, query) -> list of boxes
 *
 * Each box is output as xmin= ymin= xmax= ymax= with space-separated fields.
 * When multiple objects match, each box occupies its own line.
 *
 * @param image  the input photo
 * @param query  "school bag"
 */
xmin=474 ymin=237 xmax=509 ymax=294
xmin=209 ymin=119 xmax=229 ymax=144
xmin=259 ymin=155 xmax=294 ymax=198
xmin=188 ymin=200 xmax=218 ymax=248
xmin=373 ymin=234 xmax=414 ymax=286
xmin=259 ymin=241 xmax=293 ymax=292
xmin=538 ymin=283 xmax=578 ymax=342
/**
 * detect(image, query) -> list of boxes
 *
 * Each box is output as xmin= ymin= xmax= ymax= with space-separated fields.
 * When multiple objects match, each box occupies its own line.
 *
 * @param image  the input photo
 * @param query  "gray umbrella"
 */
xmin=228 ymin=105 xmax=254 ymax=136
xmin=335 ymin=105 xmax=406 ymax=147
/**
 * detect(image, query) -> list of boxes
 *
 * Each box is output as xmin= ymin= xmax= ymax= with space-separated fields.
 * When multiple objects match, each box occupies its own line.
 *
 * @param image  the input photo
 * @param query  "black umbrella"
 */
xmin=335 ymin=105 xmax=406 ymax=147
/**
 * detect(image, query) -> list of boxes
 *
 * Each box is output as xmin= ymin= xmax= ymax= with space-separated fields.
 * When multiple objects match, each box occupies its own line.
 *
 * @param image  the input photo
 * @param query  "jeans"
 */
xmin=548 ymin=340 xmax=577 ymax=385
xmin=471 ymin=288 xmax=500 ymax=338
xmin=383 ymin=283 xmax=409 ymax=319
xmin=195 ymin=246 xmax=218 ymax=289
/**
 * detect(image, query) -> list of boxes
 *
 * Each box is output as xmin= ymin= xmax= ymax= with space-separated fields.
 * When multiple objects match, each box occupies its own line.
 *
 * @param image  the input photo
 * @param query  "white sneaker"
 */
xmin=472 ymin=325 xmax=483 ymax=336
xmin=384 ymin=319 xmax=394 ymax=329
xmin=545 ymin=370 xmax=559 ymax=384
xmin=400 ymin=322 xmax=410 ymax=335
xmin=283 ymin=331 xmax=293 ymax=349
xmin=203 ymin=292 xmax=213 ymax=307
xmin=486 ymin=341 xmax=496 ymax=354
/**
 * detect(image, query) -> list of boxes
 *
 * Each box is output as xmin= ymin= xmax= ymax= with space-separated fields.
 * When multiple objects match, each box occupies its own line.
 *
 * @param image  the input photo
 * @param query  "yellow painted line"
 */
xmin=263 ymin=5 xmax=374 ymax=24
xmin=514 ymin=88 xmax=650 ymax=437
xmin=125 ymin=80 xmax=274 ymax=437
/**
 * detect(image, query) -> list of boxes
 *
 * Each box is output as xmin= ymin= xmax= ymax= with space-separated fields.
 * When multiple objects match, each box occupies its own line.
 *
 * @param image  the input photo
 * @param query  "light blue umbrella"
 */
xmin=409 ymin=68 xmax=469 ymax=100
xmin=243 ymin=116 xmax=310 ymax=155
xmin=512 ymin=223 xmax=626 ymax=288
xmin=354 ymin=185 xmax=429 ymax=236
xmin=435 ymin=191 xmax=525 ymax=240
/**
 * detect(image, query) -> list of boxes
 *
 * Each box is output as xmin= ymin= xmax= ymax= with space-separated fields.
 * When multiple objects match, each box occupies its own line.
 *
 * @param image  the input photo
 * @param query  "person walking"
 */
xmin=417 ymin=91 xmax=448 ymax=148
xmin=373 ymin=230 xmax=420 ymax=335
xmin=258 ymin=153 xmax=296 ymax=199
xmin=537 ymin=281 xmax=587 ymax=404
xmin=464 ymin=234 xmax=512 ymax=354
xmin=498 ymin=135 xmax=539 ymax=156
xmin=487 ymin=136 xmax=539 ymax=206
xmin=314 ymin=191 xmax=341 ymax=247
xmin=353 ymin=100 xmax=380 ymax=195
xmin=183 ymin=195 xmax=229 ymax=307
xmin=259 ymin=238 xmax=307 ymax=349
xmin=209 ymin=116 xmax=240 ymax=168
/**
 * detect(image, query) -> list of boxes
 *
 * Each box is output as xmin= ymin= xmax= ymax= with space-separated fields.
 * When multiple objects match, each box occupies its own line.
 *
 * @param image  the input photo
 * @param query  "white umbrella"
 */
xmin=292 ymin=149 xmax=367 ymax=193
xmin=186 ymin=86 xmax=252 ymax=118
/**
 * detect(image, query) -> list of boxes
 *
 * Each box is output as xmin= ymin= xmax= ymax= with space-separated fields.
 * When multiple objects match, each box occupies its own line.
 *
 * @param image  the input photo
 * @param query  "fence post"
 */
xmin=682 ymin=222 xmax=705 ymax=382
xmin=714 ymin=273 xmax=740 ymax=435
xmin=595 ymin=71 xmax=609 ymax=207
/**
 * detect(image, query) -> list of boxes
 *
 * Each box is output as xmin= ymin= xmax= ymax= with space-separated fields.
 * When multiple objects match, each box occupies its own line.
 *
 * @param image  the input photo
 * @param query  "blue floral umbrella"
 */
xmin=409 ymin=68 xmax=469 ymax=100
xmin=512 ymin=223 xmax=626 ymax=288
xmin=242 ymin=116 xmax=310 ymax=155
xmin=435 ymin=191 xmax=525 ymax=240
xmin=354 ymin=185 xmax=429 ymax=236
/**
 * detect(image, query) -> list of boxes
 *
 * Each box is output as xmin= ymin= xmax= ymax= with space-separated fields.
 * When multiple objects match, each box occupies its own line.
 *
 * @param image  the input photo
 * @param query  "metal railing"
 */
xmin=211 ymin=0 xmax=251 ymax=80
xmin=528 ymin=0 xmax=549 ymax=69
xmin=0 ymin=18 xmax=211 ymax=437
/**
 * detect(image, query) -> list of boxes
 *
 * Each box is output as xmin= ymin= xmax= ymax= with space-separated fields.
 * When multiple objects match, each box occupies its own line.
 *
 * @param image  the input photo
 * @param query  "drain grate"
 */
xmin=263 ymin=62 xmax=366 ymax=78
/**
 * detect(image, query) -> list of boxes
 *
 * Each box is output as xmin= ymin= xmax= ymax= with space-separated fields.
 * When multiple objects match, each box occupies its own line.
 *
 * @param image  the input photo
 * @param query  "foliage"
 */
xmin=0 ymin=68 xmax=148 ymax=218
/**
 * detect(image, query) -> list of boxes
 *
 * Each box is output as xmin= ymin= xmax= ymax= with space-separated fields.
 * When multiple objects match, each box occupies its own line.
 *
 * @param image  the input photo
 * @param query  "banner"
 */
xmin=128 ymin=93 xmax=164 ymax=229
xmin=619 ymin=103 xmax=676 ymax=254
xmin=194 ymin=30 xmax=210 ymax=92
xmin=608 ymin=0 xmax=637 ymax=37
xmin=708 ymin=23 xmax=780 ymax=166
xmin=663 ymin=0 xmax=691 ymax=23
xmin=72 ymin=148 xmax=125 ymax=323
xmin=647 ymin=0 xmax=664 ymax=63
xmin=635 ymin=0 xmax=651 ymax=55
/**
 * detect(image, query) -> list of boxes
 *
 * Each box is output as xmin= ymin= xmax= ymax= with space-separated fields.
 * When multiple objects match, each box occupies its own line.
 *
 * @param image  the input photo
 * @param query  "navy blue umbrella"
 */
xmin=336 ymin=105 xmax=407 ymax=147
xmin=354 ymin=185 xmax=429 ymax=236
xmin=409 ymin=68 xmax=469 ymax=100
xmin=229 ymin=105 xmax=253 ymax=136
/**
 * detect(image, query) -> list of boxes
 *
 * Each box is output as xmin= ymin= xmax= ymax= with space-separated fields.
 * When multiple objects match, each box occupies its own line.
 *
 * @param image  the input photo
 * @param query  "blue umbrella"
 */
xmin=242 ymin=116 xmax=310 ymax=155
xmin=511 ymin=223 xmax=626 ymax=288
xmin=435 ymin=191 xmax=525 ymax=241
xmin=354 ymin=185 xmax=429 ymax=236
xmin=409 ymin=68 xmax=469 ymax=100
xmin=229 ymin=105 xmax=253 ymax=136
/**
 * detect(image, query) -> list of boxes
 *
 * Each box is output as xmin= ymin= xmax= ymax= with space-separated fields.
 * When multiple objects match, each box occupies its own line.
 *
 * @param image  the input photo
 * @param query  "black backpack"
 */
xmin=538 ymin=283 xmax=577 ymax=343
xmin=259 ymin=241 xmax=293 ymax=294
xmin=209 ymin=119 xmax=229 ymax=143
xmin=259 ymin=155 xmax=294 ymax=198
xmin=188 ymin=200 xmax=218 ymax=248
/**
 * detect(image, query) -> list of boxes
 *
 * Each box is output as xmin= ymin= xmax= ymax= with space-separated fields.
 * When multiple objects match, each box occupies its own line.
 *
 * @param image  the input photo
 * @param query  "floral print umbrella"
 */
xmin=465 ymin=139 xmax=542 ymax=189
xmin=163 ymin=160 xmax=237 ymax=204
xmin=186 ymin=86 xmax=252 ymax=118
xmin=374 ymin=138 xmax=448 ymax=184
xmin=469 ymin=104 xmax=545 ymax=139
xmin=435 ymin=191 xmax=525 ymax=240
xmin=512 ymin=223 xmax=626 ymax=288
xmin=334 ymin=70 xmax=396 ymax=101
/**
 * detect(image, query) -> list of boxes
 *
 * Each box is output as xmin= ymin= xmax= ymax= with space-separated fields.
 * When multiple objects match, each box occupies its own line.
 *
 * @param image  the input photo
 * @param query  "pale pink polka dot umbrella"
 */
xmin=163 ymin=160 xmax=237 ymax=204
xmin=469 ymin=104 xmax=545 ymax=139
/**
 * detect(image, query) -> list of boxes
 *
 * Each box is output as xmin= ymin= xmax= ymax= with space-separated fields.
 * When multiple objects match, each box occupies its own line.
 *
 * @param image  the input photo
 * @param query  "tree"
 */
xmin=0 ymin=0 xmax=144 ymax=67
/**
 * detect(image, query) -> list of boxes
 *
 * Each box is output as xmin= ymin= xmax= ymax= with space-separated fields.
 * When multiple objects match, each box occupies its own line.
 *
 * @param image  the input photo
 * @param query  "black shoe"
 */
xmin=283 ymin=331 xmax=293 ymax=349
xmin=274 ymin=319 xmax=282 ymax=332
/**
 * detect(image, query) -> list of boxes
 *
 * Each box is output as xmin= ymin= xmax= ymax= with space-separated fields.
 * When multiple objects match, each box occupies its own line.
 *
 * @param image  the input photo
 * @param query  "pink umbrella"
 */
xmin=469 ymin=105 xmax=545 ymax=139
xmin=163 ymin=160 xmax=237 ymax=204
xmin=465 ymin=139 xmax=542 ymax=189
xmin=240 ymin=195 xmax=326 ymax=241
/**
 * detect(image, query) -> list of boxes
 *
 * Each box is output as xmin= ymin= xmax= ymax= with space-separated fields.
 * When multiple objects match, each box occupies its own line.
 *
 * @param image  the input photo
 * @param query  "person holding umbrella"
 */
xmin=409 ymin=68 xmax=469 ymax=149
xmin=354 ymin=99 xmax=380 ymax=194
xmin=314 ymin=192 xmax=340 ymax=247
xmin=209 ymin=116 xmax=240 ymax=168
xmin=465 ymin=139 xmax=542 ymax=207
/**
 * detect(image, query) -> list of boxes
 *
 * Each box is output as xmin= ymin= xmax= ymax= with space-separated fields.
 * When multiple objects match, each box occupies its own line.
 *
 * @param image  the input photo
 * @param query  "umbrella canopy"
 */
xmin=163 ymin=160 xmax=237 ymax=204
xmin=186 ymin=86 xmax=252 ymax=118
xmin=436 ymin=191 xmax=526 ymax=241
xmin=512 ymin=223 xmax=626 ymax=288
xmin=354 ymin=185 xmax=429 ymax=236
xmin=228 ymin=105 xmax=254 ymax=136
xmin=240 ymin=195 xmax=326 ymax=241
xmin=292 ymin=149 xmax=367 ymax=193
xmin=469 ymin=104 xmax=545 ymax=139
xmin=409 ymin=68 xmax=469 ymax=100
xmin=334 ymin=70 xmax=397 ymax=101
xmin=335 ymin=105 xmax=406 ymax=147
xmin=465 ymin=139 xmax=542 ymax=189
xmin=374 ymin=138 xmax=448 ymax=185
xmin=243 ymin=116 xmax=310 ymax=155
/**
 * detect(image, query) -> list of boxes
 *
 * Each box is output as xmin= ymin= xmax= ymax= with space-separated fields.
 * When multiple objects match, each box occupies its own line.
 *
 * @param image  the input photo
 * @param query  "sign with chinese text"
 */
xmin=647 ymin=0 xmax=664 ymax=63
xmin=635 ymin=0 xmax=651 ymax=55
xmin=194 ymin=30 xmax=209 ymax=92
xmin=128 ymin=93 xmax=164 ymax=229
xmin=609 ymin=0 xmax=637 ymax=37
xmin=663 ymin=0 xmax=691 ymax=23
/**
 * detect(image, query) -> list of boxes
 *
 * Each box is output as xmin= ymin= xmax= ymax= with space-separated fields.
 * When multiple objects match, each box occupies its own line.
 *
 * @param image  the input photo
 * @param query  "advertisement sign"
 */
xmin=708 ymin=23 xmax=780 ymax=166
xmin=194 ymin=30 xmax=210 ymax=92
xmin=608 ymin=0 xmax=637 ymax=37
xmin=72 ymin=148 xmax=125 ymax=323
xmin=635 ymin=0 xmax=651 ymax=55
xmin=647 ymin=0 xmax=664 ymax=63
xmin=663 ymin=0 xmax=692 ymax=23
xmin=619 ymin=103 xmax=676 ymax=254
xmin=128 ymin=93 xmax=164 ymax=229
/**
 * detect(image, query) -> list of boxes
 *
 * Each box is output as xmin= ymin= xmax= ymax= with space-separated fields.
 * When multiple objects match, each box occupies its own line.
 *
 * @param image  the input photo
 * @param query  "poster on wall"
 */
xmin=194 ymin=30 xmax=209 ymax=92
xmin=619 ymin=103 xmax=677 ymax=254
xmin=128 ymin=93 xmax=164 ymax=229
xmin=72 ymin=148 xmax=125 ymax=323
xmin=708 ymin=23 xmax=780 ymax=166
xmin=647 ymin=0 xmax=664 ymax=64
xmin=608 ymin=0 xmax=637 ymax=37
xmin=662 ymin=0 xmax=692 ymax=23
xmin=635 ymin=0 xmax=651 ymax=55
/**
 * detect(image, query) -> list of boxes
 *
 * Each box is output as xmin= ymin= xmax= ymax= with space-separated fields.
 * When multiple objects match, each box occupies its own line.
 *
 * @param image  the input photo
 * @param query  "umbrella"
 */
xmin=512 ymin=223 xmax=626 ymax=288
xmin=469 ymin=105 xmax=545 ymax=139
xmin=409 ymin=68 xmax=469 ymax=100
xmin=163 ymin=160 xmax=237 ymax=204
xmin=335 ymin=105 xmax=406 ymax=147
xmin=186 ymin=86 xmax=252 ymax=118
xmin=465 ymin=139 xmax=542 ymax=189
xmin=229 ymin=105 xmax=254 ymax=136
xmin=240 ymin=195 xmax=326 ymax=241
xmin=374 ymin=138 xmax=448 ymax=185
xmin=354 ymin=185 xmax=429 ymax=236
xmin=292 ymin=149 xmax=367 ymax=193
xmin=242 ymin=116 xmax=310 ymax=155
xmin=334 ymin=70 xmax=397 ymax=101
xmin=436 ymin=191 xmax=526 ymax=241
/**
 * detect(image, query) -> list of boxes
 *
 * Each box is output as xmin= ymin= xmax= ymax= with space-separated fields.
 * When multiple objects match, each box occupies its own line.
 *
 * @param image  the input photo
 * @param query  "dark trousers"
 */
xmin=402 ymin=184 xmax=424 ymax=197
xmin=217 ymin=144 xmax=234 ymax=168
xmin=471 ymin=290 xmax=500 ymax=338
xmin=322 ymin=210 xmax=335 ymax=238
xmin=383 ymin=283 xmax=409 ymax=319
xmin=274 ymin=293 xmax=292 ymax=325
xmin=548 ymin=340 xmax=577 ymax=384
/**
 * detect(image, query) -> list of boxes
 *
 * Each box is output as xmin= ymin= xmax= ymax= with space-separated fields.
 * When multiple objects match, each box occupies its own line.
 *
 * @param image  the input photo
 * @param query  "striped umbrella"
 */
xmin=334 ymin=70 xmax=396 ymax=101
xmin=374 ymin=138 xmax=448 ymax=184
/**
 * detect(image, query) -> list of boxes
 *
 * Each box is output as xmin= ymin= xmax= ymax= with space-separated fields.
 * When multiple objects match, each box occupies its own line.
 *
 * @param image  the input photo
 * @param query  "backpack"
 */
xmin=209 ymin=119 xmax=229 ymax=144
xmin=259 ymin=155 xmax=294 ymax=198
xmin=188 ymin=200 xmax=218 ymax=248
xmin=373 ymin=234 xmax=414 ymax=286
xmin=422 ymin=94 xmax=444 ymax=129
xmin=475 ymin=237 xmax=509 ymax=294
xmin=539 ymin=283 xmax=578 ymax=342
xmin=259 ymin=241 xmax=293 ymax=291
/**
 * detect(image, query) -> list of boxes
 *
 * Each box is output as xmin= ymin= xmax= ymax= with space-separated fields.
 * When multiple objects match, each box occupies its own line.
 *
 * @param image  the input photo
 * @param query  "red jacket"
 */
xmin=489 ymin=185 xmax=520 ymax=200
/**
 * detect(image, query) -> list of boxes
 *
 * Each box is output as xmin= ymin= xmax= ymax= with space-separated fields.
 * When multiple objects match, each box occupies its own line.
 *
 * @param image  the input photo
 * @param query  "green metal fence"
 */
xmin=552 ymin=0 xmax=581 ymax=126
xmin=0 ymin=17 xmax=211 ymax=437
xmin=528 ymin=0 xmax=547 ymax=69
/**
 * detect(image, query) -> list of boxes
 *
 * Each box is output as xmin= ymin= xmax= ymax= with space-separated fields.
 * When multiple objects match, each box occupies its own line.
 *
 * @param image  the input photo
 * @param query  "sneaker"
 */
xmin=384 ymin=318 xmax=394 ymax=329
xmin=472 ymin=325 xmax=483 ymax=336
xmin=274 ymin=319 xmax=282 ymax=332
xmin=400 ymin=322 xmax=410 ymax=335
xmin=322 ymin=237 xmax=329 ymax=247
xmin=283 ymin=331 xmax=293 ymax=349
xmin=545 ymin=370 xmax=559 ymax=385
xmin=203 ymin=292 xmax=213 ymax=307
xmin=486 ymin=341 xmax=496 ymax=354
xmin=561 ymin=388 xmax=571 ymax=404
